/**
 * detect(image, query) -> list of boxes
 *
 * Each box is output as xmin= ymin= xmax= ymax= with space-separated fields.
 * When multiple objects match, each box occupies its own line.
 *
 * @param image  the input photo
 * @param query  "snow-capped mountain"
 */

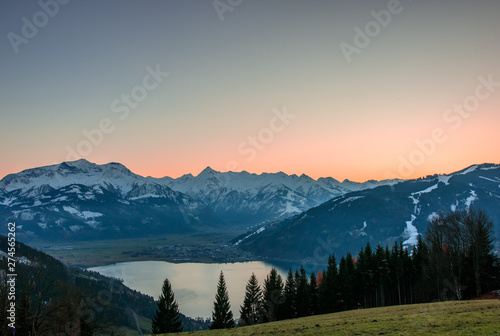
xmin=0 ymin=160 xmax=223 ymax=241
xmin=238 ymin=163 xmax=500 ymax=263
xmin=160 ymin=167 xmax=400 ymax=227
xmin=1 ymin=159 xmax=139 ymax=193
xmin=0 ymin=160 xmax=400 ymax=242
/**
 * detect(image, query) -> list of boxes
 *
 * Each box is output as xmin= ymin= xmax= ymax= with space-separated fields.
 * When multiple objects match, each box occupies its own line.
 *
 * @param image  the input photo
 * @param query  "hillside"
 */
xmin=158 ymin=300 xmax=500 ymax=336
xmin=239 ymin=163 xmax=500 ymax=262
xmin=0 ymin=235 xmax=209 ymax=334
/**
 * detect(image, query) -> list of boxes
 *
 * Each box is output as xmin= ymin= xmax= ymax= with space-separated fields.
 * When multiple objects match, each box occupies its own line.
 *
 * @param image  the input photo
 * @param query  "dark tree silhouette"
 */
xmin=262 ymin=268 xmax=284 ymax=322
xmin=294 ymin=267 xmax=310 ymax=318
xmin=152 ymin=278 xmax=182 ymax=334
xmin=210 ymin=271 xmax=234 ymax=330
xmin=308 ymin=271 xmax=319 ymax=315
xmin=239 ymin=273 xmax=263 ymax=326
xmin=318 ymin=254 xmax=338 ymax=313
xmin=426 ymin=208 xmax=499 ymax=299
xmin=282 ymin=269 xmax=296 ymax=319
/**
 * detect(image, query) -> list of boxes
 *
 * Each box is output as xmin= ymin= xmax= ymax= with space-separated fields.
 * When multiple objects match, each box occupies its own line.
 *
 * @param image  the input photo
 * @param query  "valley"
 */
xmin=35 ymin=232 xmax=251 ymax=267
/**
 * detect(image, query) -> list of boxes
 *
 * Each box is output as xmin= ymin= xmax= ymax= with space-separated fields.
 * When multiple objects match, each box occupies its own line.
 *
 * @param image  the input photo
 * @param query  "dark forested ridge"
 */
xmin=233 ymin=209 xmax=500 ymax=326
xmin=0 ymin=235 xmax=209 ymax=335
xmin=239 ymin=163 xmax=500 ymax=262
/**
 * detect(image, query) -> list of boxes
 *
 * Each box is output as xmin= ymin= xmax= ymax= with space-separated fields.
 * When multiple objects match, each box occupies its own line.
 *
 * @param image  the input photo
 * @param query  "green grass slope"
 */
xmin=157 ymin=300 xmax=500 ymax=336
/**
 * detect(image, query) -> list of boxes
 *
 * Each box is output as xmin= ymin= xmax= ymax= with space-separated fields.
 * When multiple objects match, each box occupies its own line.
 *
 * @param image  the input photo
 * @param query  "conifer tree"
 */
xmin=413 ymin=235 xmax=430 ymax=303
xmin=374 ymin=246 xmax=389 ymax=307
xmin=282 ymin=269 xmax=296 ymax=319
xmin=151 ymin=278 xmax=182 ymax=334
xmin=318 ymin=254 xmax=338 ymax=313
xmin=239 ymin=273 xmax=263 ymax=326
xmin=308 ymin=272 xmax=319 ymax=315
xmin=464 ymin=208 xmax=498 ymax=297
xmin=339 ymin=255 xmax=357 ymax=310
xmin=294 ymin=267 xmax=310 ymax=318
xmin=210 ymin=271 xmax=234 ymax=329
xmin=262 ymin=268 xmax=284 ymax=322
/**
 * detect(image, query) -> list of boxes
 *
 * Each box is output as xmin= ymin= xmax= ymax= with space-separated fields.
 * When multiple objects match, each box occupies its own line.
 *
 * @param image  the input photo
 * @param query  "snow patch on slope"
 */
xmin=409 ymin=195 xmax=419 ymax=214
xmin=481 ymin=166 xmax=499 ymax=171
xmin=69 ymin=225 xmax=83 ymax=232
xmin=63 ymin=206 xmax=80 ymax=216
xmin=465 ymin=190 xmax=477 ymax=209
xmin=81 ymin=211 xmax=103 ymax=219
xmin=413 ymin=184 xmax=439 ymax=195
xmin=479 ymin=176 xmax=497 ymax=183
xmin=129 ymin=194 xmax=163 ymax=200
xmin=235 ymin=227 xmax=266 ymax=246
xmin=63 ymin=206 xmax=103 ymax=223
xmin=438 ymin=175 xmax=451 ymax=185
xmin=403 ymin=215 xmax=419 ymax=247
xmin=280 ymin=191 xmax=302 ymax=216
xmin=428 ymin=212 xmax=440 ymax=222
xmin=458 ymin=165 xmax=478 ymax=175
xmin=340 ymin=196 xmax=364 ymax=205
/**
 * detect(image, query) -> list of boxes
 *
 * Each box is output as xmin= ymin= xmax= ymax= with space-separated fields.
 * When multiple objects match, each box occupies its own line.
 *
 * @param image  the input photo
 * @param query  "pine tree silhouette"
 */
xmin=262 ymin=267 xmax=284 ymax=321
xmin=152 ymin=278 xmax=182 ymax=334
xmin=239 ymin=273 xmax=263 ymax=326
xmin=210 ymin=271 xmax=235 ymax=329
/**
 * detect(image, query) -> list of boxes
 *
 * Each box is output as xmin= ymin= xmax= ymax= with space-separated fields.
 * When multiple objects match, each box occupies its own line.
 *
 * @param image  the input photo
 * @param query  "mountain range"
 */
xmin=0 ymin=160 xmax=222 ymax=241
xmin=159 ymin=166 xmax=400 ymax=227
xmin=237 ymin=164 xmax=500 ymax=263
xmin=0 ymin=160 xmax=498 ymax=263
xmin=0 ymin=159 xmax=395 ymax=242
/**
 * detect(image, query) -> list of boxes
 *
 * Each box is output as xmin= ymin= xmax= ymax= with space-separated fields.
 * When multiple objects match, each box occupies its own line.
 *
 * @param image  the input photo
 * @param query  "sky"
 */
xmin=1 ymin=0 xmax=499 ymax=182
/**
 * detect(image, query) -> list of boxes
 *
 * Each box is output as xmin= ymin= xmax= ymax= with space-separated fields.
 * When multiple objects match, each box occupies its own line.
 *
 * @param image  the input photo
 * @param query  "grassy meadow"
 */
xmin=158 ymin=300 xmax=500 ymax=336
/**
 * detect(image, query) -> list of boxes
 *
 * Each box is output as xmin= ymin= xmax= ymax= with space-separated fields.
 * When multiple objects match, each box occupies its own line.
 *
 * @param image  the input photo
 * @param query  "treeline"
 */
xmin=152 ymin=208 xmax=500 ymax=332
xmin=236 ymin=208 xmax=500 ymax=326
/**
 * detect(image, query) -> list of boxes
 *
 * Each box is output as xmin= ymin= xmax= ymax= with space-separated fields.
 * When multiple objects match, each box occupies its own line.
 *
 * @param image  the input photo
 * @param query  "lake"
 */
xmin=88 ymin=261 xmax=291 ymax=319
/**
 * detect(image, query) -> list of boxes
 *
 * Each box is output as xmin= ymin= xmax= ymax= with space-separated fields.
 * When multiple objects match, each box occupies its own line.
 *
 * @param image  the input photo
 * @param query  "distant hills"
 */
xmin=237 ymin=164 xmax=500 ymax=263
xmin=0 ymin=159 xmax=396 ymax=242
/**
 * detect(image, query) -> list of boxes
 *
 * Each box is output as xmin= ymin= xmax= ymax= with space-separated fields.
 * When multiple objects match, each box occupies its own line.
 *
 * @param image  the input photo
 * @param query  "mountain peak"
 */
xmin=103 ymin=162 xmax=133 ymax=175
xmin=198 ymin=166 xmax=217 ymax=177
xmin=64 ymin=158 xmax=95 ymax=170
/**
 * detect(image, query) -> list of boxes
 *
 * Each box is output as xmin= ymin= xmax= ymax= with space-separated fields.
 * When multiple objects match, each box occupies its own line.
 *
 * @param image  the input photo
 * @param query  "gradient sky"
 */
xmin=1 ymin=0 xmax=499 ymax=182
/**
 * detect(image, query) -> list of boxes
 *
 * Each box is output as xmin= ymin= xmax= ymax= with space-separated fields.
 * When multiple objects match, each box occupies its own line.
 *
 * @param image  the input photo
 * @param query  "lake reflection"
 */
xmin=89 ymin=261 xmax=289 ymax=319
